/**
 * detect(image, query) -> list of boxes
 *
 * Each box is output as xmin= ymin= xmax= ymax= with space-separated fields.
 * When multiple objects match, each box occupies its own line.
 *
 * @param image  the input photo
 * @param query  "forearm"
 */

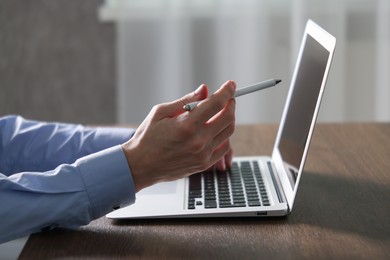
xmin=0 ymin=145 xmax=136 ymax=244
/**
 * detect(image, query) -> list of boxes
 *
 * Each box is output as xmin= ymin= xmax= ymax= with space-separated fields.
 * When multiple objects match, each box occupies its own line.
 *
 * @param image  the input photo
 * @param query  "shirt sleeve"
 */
xmin=0 ymin=115 xmax=137 ymax=243
xmin=0 ymin=115 xmax=136 ymax=174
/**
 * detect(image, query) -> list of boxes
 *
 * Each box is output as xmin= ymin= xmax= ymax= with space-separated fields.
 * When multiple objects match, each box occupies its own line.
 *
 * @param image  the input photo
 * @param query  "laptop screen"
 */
xmin=278 ymin=34 xmax=331 ymax=190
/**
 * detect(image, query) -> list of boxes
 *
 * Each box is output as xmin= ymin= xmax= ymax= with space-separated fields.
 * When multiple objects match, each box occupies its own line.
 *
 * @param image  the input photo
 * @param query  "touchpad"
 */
xmin=138 ymin=180 xmax=178 ymax=195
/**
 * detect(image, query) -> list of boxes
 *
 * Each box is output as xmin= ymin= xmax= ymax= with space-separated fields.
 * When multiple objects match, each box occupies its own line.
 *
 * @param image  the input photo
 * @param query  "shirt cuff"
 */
xmin=76 ymin=145 xmax=136 ymax=220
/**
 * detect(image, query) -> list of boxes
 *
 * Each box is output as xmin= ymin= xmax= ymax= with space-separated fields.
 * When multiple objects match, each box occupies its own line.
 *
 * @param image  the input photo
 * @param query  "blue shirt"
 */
xmin=0 ymin=115 xmax=136 ymax=243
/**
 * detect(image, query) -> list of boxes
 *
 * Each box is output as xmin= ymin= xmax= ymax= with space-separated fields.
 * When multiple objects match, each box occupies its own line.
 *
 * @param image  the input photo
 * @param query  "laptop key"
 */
xmin=233 ymin=202 xmax=246 ymax=207
xmin=188 ymin=173 xmax=203 ymax=209
xmin=188 ymin=200 xmax=195 ymax=209
xmin=249 ymin=201 xmax=261 ymax=207
xmin=205 ymin=200 xmax=217 ymax=208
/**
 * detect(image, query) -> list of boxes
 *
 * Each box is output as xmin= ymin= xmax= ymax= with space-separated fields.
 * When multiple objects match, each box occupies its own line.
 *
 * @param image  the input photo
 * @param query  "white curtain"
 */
xmin=100 ymin=0 xmax=390 ymax=124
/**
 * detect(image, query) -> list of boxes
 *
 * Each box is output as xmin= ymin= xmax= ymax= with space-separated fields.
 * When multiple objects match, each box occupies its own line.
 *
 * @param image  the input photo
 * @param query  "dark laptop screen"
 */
xmin=278 ymin=34 xmax=330 ymax=190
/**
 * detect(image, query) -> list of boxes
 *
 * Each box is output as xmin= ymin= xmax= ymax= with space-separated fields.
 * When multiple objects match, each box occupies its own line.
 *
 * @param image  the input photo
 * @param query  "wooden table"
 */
xmin=20 ymin=123 xmax=390 ymax=259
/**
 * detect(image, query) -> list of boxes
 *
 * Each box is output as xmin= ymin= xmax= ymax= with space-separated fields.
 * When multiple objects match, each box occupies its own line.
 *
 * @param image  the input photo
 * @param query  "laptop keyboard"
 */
xmin=188 ymin=161 xmax=270 ymax=209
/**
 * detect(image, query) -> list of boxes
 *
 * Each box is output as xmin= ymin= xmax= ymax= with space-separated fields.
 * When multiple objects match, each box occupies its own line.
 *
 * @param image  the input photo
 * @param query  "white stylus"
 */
xmin=183 ymin=79 xmax=282 ymax=111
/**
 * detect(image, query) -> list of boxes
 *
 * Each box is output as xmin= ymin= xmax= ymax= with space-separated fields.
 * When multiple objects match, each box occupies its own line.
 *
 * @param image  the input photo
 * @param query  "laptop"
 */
xmin=107 ymin=19 xmax=336 ymax=219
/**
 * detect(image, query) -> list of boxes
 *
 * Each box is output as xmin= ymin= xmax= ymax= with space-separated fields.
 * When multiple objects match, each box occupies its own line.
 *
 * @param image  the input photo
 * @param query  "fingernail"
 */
xmin=217 ymin=163 xmax=226 ymax=172
xmin=195 ymin=84 xmax=204 ymax=96
xmin=231 ymin=80 xmax=236 ymax=90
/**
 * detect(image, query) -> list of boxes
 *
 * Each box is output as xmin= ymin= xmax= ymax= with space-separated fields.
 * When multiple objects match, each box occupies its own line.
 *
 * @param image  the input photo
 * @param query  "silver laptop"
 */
xmin=107 ymin=19 xmax=336 ymax=219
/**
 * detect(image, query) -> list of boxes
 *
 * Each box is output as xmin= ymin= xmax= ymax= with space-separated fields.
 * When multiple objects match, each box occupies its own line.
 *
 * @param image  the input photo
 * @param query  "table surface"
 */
xmin=20 ymin=123 xmax=390 ymax=259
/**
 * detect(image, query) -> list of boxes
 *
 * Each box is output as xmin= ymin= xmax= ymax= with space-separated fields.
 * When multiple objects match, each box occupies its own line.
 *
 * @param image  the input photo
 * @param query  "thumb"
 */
xmin=163 ymin=84 xmax=209 ymax=116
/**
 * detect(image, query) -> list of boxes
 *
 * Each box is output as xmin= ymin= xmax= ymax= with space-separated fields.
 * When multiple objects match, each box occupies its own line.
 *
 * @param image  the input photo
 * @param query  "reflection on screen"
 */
xmin=279 ymin=35 xmax=330 ymax=190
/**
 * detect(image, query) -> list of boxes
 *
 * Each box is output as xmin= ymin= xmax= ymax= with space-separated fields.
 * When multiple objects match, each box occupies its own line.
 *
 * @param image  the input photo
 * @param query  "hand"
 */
xmin=122 ymin=80 xmax=236 ymax=192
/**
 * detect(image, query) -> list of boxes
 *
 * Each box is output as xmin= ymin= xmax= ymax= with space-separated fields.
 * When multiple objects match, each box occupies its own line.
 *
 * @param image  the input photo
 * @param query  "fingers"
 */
xmin=152 ymin=80 xmax=235 ymax=121
xmin=193 ymin=80 xmax=236 ymax=122
xmin=224 ymin=144 xmax=234 ymax=169
xmin=214 ymin=157 xmax=226 ymax=172
xmin=214 ymin=145 xmax=233 ymax=172
xmin=158 ymin=84 xmax=209 ymax=118
xmin=206 ymin=96 xmax=235 ymax=136
xmin=188 ymin=81 xmax=235 ymax=173
xmin=209 ymin=140 xmax=231 ymax=168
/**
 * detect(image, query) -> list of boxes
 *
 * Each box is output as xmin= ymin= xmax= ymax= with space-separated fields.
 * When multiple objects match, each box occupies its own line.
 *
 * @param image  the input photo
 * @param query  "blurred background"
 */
xmin=1 ymin=0 xmax=389 ymax=125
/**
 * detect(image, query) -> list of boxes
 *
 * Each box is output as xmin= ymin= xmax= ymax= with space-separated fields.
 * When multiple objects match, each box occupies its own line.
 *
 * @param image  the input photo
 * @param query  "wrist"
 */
xmin=121 ymin=142 xmax=155 ymax=192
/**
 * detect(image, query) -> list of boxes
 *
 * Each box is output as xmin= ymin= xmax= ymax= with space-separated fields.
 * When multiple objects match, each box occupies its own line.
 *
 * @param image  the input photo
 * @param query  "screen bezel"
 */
xmin=271 ymin=20 xmax=336 ymax=211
